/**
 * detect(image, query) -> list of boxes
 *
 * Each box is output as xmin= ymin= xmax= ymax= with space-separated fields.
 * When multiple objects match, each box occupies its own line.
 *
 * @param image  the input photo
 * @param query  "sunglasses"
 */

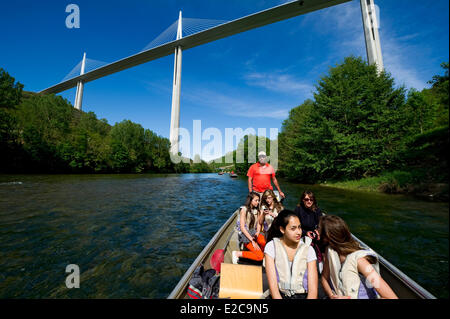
xmin=303 ymin=198 xmax=313 ymax=202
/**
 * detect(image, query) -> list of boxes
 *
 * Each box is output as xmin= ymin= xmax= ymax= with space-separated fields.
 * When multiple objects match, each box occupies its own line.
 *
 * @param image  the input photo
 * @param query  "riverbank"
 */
xmin=320 ymin=170 xmax=449 ymax=201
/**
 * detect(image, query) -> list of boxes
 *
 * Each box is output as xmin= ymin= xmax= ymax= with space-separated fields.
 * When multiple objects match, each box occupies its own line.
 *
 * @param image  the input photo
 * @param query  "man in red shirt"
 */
xmin=247 ymin=151 xmax=285 ymax=199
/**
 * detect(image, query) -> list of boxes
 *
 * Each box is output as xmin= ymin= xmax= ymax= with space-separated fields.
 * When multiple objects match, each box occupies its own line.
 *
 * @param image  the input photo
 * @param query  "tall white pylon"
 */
xmin=74 ymin=52 xmax=86 ymax=110
xmin=169 ymin=11 xmax=183 ymax=155
xmin=360 ymin=0 xmax=384 ymax=74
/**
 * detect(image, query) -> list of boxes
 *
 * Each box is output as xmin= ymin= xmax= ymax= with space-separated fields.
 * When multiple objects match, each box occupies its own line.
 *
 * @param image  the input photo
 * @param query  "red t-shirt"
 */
xmin=247 ymin=163 xmax=275 ymax=193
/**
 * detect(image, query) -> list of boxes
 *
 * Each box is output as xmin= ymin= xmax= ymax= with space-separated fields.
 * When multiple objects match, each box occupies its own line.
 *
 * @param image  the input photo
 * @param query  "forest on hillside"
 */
xmin=1 ymin=57 xmax=448 ymax=198
xmin=0 ymin=68 xmax=210 ymax=174
xmin=277 ymin=57 xmax=448 ymax=196
xmin=213 ymin=57 xmax=448 ymax=197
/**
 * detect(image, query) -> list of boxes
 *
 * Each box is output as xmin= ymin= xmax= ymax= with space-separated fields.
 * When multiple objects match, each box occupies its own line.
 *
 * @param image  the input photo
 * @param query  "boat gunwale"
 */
xmin=352 ymin=234 xmax=436 ymax=299
xmin=168 ymin=210 xmax=436 ymax=299
xmin=167 ymin=209 xmax=239 ymax=299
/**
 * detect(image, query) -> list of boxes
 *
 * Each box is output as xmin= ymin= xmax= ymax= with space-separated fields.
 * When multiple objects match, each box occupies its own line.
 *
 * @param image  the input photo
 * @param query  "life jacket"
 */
xmin=273 ymin=236 xmax=312 ymax=296
xmin=327 ymin=247 xmax=380 ymax=299
xmin=236 ymin=206 xmax=259 ymax=231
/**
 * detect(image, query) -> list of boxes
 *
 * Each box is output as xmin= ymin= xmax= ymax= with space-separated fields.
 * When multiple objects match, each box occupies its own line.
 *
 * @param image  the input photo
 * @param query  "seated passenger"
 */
xmin=232 ymin=192 xmax=266 ymax=264
xmin=264 ymin=210 xmax=318 ymax=299
xmin=319 ymin=215 xmax=398 ymax=299
xmin=294 ymin=190 xmax=322 ymax=239
xmin=258 ymin=189 xmax=284 ymax=235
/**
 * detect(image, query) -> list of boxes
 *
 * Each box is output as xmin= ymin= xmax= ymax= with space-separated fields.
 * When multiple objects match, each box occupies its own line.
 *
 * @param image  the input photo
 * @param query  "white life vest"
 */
xmin=327 ymin=247 xmax=380 ymax=299
xmin=273 ymin=237 xmax=312 ymax=296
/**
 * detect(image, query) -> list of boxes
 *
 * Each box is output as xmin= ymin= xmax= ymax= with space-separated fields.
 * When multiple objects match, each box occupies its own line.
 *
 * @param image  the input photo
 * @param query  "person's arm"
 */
xmin=257 ymin=208 xmax=265 ymax=229
xmin=239 ymin=207 xmax=261 ymax=251
xmin=255 ymin=213 xmax=262 ymax=238
xmin=248 ymin=176 xmax=253 ymax=193
xmin=313 ymin=209 xmax=322 ymax=240
xmin=321 ymin=253 xmax=334 ymax=298
xmin=357 ymin=257 xmax=398 ymax=299
xmin=265 ymin=254 xmax=282 ymax=299
xmin=271 ymin=176 xmax=285 ymax=198
xmin=321 ymin=251 xmax=350 ymax=299
xmin=306 ymin=260 xmax=318 ymax=299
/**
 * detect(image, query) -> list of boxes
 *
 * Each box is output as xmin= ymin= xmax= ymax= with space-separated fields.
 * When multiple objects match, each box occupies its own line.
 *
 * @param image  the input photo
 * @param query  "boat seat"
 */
xmin=225 ymin=228 xmax=264 ymax=265
xmin=218 ymin=263 xmax=263 ymax=299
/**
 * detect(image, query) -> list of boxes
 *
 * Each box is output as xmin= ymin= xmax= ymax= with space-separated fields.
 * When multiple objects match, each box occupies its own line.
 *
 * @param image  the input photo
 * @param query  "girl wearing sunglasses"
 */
xmin=295 ymin=190 xmax=323 ymax=240
xmin=294 ymin=190 xmax=324 ymax=275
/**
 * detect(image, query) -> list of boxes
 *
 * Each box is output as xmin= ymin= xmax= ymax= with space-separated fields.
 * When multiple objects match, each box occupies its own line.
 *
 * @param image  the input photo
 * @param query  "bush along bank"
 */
xmin=277 ymin=58 xmax=448 ymax=201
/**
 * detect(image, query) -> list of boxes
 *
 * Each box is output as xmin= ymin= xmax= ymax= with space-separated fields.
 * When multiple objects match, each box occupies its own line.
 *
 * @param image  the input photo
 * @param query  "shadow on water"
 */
xmin=0 ymin=174 xmax=448 ymax=298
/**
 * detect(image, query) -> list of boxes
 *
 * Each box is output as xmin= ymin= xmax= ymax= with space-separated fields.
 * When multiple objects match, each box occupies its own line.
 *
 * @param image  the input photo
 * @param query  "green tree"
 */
xmin=0 ymin=68 xmax=24 ymax=171
xmin=279 ymin=56 xmax=409 ymax=182
xmin=109 ymin=120 xmax=146 ymax=172
xmin=427 ymin=62 xmax=449 ymax=126
xmin=0 ymin=68 xmax=23 ymax=109
xmin=403 ymin=89 xmax=437 ymax=134
xmin=229 ymin=134 xmax=274 ymax=175
xmin=278 ymin=100 xmax=319 ymax=182
xmin=190 ymin=154 xmax=213 ymax=173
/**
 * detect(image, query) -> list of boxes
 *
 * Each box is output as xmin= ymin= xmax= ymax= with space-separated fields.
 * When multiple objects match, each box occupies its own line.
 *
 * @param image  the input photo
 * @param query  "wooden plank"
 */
xmin=219 ymin=263 xmax=263 ymax=299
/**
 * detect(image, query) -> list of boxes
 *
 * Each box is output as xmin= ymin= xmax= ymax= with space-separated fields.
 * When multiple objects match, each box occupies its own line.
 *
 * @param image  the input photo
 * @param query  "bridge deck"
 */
xmin=39 ymin=0 xmax=350 ymax=94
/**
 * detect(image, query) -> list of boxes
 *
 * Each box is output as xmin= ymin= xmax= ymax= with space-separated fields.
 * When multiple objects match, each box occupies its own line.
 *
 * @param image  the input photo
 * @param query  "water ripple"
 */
xmin=0 ymin=173 xmax=447 ymax=298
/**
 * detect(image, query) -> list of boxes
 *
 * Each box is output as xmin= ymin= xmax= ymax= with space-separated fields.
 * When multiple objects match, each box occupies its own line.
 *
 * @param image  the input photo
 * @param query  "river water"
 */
xmin=0 ymin=174 xmax=448 ymax=298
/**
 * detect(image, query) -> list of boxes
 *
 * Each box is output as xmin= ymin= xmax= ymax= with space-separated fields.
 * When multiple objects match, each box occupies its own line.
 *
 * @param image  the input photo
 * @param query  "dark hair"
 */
xmin=297 ymin=190 xmax=318 ymax=212
xmin=243 ymin=192 xmax=260 ymax=229
xmin=319 ymin=215 xmax=376 ymax=264
xmin=266 ymin=209 xmax=300 ymax=243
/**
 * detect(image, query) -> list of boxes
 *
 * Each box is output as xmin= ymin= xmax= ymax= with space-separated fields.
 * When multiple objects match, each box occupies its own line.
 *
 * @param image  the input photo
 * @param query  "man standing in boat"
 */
xmin=247 ymin=151 xmax=285 ymax=199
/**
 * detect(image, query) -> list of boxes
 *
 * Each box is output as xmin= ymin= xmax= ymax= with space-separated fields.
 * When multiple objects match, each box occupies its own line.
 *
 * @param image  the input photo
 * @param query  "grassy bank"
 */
xmin=321 ymin=170 xmax=449 ymax=201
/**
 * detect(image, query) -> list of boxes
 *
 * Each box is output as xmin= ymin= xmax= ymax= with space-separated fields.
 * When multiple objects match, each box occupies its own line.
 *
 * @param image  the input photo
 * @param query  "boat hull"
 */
xmin=168 ymin=210 xmax=435 ymax=299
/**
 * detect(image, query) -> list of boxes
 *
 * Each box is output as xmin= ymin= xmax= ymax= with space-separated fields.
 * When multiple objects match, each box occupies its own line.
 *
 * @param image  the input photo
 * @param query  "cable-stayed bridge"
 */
xmin=38 ymin=0 xmax=383 ymax=154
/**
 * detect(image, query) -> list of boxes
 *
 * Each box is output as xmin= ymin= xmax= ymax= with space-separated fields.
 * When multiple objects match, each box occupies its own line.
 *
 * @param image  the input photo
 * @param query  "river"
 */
xmin=0 ymin=173 xmax=448 ymax=298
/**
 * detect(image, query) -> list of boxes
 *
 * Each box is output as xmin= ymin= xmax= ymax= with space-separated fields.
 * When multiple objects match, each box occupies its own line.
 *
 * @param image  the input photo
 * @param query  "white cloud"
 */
xmin=381 ymin=34 xmax=428 ymax=90
xmin=182 ymin=87 xmax=290 ymax=119
xmin=244 ymin=72 xmax=314 ymax=97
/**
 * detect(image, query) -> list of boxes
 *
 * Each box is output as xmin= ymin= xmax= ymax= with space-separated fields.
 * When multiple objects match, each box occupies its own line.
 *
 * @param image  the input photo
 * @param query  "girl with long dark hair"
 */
xmin=231 ymin=192 xmax=266 ymax=264
xmin=264 ymin=210 xmax=318 ymax=299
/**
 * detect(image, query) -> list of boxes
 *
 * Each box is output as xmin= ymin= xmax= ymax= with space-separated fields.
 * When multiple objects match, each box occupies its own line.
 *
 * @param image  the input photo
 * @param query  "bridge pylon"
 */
xmin=74 ymin=52 xmax=86 ymax=110
xmin=360 ymin=0 xmax=384 ymax=74
xmin=169 ymin=11 xmax=183 ymax=155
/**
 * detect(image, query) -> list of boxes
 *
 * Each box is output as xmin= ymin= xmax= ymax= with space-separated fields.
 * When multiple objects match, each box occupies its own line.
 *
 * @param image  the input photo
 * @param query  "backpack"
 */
xmin=187 ymin=264 xmax=221 ymax=299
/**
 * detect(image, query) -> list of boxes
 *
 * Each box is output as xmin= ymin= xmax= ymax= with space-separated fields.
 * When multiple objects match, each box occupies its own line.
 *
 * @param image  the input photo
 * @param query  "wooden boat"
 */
xmin=167 ymin=209 xmax=436 ymax=299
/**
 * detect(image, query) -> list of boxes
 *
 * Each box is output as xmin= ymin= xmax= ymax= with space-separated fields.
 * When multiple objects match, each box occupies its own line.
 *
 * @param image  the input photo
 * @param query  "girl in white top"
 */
xmin=264 ymin=209 xmax=318 ymax=299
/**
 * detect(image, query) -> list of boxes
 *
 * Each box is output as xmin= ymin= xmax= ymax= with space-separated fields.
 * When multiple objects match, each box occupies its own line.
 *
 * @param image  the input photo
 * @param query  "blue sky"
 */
xmin=1 ymin=0 xmax=448 ymax=160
